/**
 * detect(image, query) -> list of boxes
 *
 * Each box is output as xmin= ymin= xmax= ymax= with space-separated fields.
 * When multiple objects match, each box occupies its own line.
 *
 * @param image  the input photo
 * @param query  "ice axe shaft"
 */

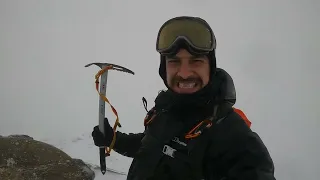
xmin=85 ymin=62 xmax=134 ymax=175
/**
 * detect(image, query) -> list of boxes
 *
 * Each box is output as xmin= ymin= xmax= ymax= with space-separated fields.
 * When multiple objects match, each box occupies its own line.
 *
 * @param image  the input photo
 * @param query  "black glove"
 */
xmin=91 ymin=117 xmax=114 ymax=147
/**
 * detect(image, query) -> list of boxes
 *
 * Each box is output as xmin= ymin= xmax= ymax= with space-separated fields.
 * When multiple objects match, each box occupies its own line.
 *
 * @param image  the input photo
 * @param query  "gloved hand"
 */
xmin=91 ymin=117 xmax=114 ymax=147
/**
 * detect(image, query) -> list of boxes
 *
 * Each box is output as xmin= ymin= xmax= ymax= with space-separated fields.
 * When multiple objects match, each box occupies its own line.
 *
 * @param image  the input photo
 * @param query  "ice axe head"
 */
xmin=85 ymin=62 xmax=135 ymax=75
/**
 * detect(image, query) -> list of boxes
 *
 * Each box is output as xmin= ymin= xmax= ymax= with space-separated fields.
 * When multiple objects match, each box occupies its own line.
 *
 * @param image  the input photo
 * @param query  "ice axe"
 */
xmin=85 ymin=62 xmax=134 ymax=175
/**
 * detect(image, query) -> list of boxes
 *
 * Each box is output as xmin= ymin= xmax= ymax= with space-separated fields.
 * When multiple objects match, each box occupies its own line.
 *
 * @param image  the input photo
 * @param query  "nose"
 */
xmin=177 ymin=62 xmax=193 ymax=79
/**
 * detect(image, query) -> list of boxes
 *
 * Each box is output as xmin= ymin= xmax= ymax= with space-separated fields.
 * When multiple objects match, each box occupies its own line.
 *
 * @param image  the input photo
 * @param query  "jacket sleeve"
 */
xmin=113 ymin=131 xmax=145 ymax=158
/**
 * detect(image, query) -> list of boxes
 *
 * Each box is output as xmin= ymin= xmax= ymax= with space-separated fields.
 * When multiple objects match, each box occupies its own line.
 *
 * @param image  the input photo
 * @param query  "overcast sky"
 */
xmin=0 ymin=0 xmax=319 ymax=179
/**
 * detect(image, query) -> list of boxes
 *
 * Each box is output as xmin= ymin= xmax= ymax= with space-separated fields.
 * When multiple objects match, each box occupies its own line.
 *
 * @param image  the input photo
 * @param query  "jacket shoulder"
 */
xmin=213 ymin=108 xmax=253 ymax=137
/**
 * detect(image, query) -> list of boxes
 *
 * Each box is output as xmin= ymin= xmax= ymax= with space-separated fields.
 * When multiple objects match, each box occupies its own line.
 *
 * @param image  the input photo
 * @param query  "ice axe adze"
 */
xmin=85 ymin=62 xmax=134 ymax=175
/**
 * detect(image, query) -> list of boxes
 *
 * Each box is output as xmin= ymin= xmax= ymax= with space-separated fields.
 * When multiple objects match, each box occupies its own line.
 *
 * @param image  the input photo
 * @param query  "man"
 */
xmin=92 ymin=16 xmax=276 ymax=180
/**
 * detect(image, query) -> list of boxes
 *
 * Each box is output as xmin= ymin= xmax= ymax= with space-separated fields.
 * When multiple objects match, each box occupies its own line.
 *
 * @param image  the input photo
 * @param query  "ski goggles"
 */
xmin=156 ymin=16 xmax=216 ymax=55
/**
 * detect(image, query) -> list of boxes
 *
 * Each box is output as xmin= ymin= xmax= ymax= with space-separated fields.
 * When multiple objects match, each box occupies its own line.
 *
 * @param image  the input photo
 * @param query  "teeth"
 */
xmin=178 ymin=82 xmax=196 ymax=88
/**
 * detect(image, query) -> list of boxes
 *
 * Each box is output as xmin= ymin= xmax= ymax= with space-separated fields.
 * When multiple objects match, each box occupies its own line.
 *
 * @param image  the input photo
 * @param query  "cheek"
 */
xmin=202 ymin=75 xmax=209 ymax=85
xmin=165 ymin=66 xmax=176 ymax=83
xmin=199 ymin=67 xmax=210 ymax=85
xmin=166 ymin=72 xmax=175 ymax=85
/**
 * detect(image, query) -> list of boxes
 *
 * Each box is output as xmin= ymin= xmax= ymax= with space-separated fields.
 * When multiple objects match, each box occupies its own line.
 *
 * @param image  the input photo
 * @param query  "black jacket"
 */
xmin=113 ymin=107 xmax=275 ymax=180
xmin=112 ymin=69 xmax=276 ymax=180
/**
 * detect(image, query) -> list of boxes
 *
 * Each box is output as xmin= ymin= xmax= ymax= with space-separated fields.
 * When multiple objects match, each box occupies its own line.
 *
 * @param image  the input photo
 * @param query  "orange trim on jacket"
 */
xmin=233 ymin=108 xmax=252 ymax=128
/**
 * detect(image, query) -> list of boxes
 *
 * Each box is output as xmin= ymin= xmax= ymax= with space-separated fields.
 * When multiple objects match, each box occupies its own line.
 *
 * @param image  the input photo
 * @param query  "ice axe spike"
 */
xmin=85 ymin=62 xmax=134 ymax=175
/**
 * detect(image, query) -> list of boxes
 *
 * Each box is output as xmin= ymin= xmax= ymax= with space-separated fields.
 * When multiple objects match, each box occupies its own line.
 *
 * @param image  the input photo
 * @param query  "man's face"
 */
xmin=165 ymin=49 xmax=210 ymax=94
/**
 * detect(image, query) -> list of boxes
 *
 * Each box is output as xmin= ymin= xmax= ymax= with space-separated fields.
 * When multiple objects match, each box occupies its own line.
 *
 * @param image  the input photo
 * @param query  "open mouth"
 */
xmin=171 ymin=76 xmax=202 ymax=94
xmin=178 ymin=82 xmax=197 ymax=88
xmin=175 ymin=81 xmax=201 ymax=93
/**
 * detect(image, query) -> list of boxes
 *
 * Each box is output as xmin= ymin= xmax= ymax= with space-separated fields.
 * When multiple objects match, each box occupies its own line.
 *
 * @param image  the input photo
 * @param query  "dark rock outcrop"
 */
xmin=0 ymin=135 xmax=95 ymax=180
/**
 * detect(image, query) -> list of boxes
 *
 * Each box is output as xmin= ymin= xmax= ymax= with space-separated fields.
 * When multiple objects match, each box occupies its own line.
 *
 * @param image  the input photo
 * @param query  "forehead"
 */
xmin=165 ymin=49 xmax=209 ymax=60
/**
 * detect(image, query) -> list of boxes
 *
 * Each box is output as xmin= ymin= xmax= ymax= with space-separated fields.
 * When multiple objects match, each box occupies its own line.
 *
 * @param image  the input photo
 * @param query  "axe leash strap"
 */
xmin=94 ymin=65 xmax=121 ymax=156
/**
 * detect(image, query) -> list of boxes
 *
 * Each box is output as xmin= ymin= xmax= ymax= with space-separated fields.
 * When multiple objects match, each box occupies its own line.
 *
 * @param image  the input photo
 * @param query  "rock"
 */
xmin=0 ymin=134 xmax=95 ymax=180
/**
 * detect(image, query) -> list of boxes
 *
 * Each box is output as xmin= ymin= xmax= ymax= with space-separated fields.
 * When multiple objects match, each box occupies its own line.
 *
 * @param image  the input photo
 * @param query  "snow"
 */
xmin=94 ymin=171 xmax=126 ymax=180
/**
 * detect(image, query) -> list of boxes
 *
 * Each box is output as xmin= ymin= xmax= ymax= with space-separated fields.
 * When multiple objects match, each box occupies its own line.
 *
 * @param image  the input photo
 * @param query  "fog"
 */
xmin=0 ymin=0 xmax=319 ymax=179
